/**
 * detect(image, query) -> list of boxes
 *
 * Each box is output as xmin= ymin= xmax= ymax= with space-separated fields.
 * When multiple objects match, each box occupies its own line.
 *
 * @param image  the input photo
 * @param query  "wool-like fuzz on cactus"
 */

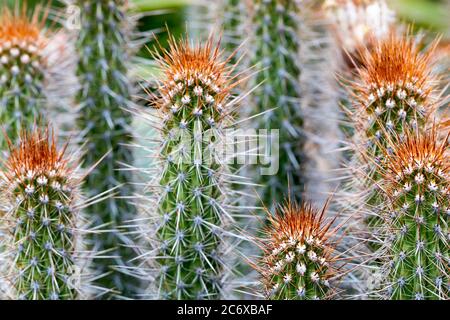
xmin=0 ymin=128 xmax=87 ymax=300
xmin=145 ymin=35 xmax=241 ymax=299
xmin=257 ymin=199 xmax=341 ymax=300
xmin=247 ymin=0 xmax=305 ymax=206
xmin=73 ymin=0 xmax=138 ymax=295
xmin=377 ymin=129 xmax=449 ymax=300
xmin=0 ymin=5 xmax=74 ymax=148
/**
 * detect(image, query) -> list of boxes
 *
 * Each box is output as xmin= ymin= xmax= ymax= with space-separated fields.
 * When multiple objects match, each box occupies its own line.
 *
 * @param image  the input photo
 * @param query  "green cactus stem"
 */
xmin=340 ymin=33 xmax=442 ymax=297
xmin=0 ymin=128 xmax=87 ymax=300
xmin=248 ymin=0 xmax=305 ymax=208
xmin=0 ymin=5 xmax=73 ymax=149
xmin=73 ymin=0 xmax=139 ymax=296
xmin=147 ymin=35 xmax=240 ymax=299
xmin=378 ymin=129 xmax=449 ymax=300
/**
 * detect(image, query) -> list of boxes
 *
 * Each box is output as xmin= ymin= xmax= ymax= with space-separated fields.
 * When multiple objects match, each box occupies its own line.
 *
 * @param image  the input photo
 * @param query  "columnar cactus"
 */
xmin=340 ymin=33 xmax=441 ymax=296
xmin=377 ymin=129 xmax=449 ymax=300
xmin=257 ymin=199 xmax=340 ymax=300
xmin=248 ymin=0 xmax=305 ymax=207
xmin=146 ymin=35 xmax=240 ymax=299
xmin=348 ymin=33 xmax=440 ymax=221
xmin=0 ymin=128 xmax=88 ymax=300
xmin=73 ymin=0 xmax=138 ymax=295
xmin=0 ymin=5 xmax=75 ymax=149
xmin=323 ymin=0 xmax=397 ymax=174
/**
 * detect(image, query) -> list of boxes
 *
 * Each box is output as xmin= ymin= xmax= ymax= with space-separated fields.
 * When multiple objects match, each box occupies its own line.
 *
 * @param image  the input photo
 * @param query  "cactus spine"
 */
xmin=73 ymin=0 xmax=138 ymax=295
xmin=0 ymin=5 xmax=74 ymax=148
xmin=378 ymin=129 xmax=449 ymax=300
xmin=257 ymin=199 xmax=340 ymax=300
xmin=248 ymin=0 xmax=305 ymax=206
xmin=147 ymin=35 xmax=239 ymax=299
xmin=0 ymin=128 xmax=87 ymax=300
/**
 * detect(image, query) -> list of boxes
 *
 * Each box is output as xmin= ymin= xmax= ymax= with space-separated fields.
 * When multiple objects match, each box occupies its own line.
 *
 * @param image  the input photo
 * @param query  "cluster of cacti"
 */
xmin=344 ymin=33 xmax=440 ymax=237
xmin=351 ymin=33 xmax=437 ymax=164
xmin=73 ymin=0 xmax=139 ymax=296
xmin=257 ymin=198 xmax=341 ymax=300
xmin=338 ymin=31 xmax=443 ymax=296
xmin=324 ymin=0 xmax=396 ymax=71
xmin=0 ymin=4 xmax=75 ymax=149
xmin=375 ymin=129 xmax=449 ymax=300
xmin=0 ymin=128 xmax=89 ymax=300
xmin=138 ymin=35 xmax=242 ymax=300
xmin=0 ymin=0 xmax=447 ymax=302
xmin=246 ymin=0 xmax=305 ymax=208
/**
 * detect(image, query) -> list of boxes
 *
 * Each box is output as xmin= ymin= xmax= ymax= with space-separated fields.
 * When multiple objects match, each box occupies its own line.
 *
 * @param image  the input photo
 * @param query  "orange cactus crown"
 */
xmin=358 ymin=32 xmax=437 ymax=94
xmin=152 ymin=34 xmax=237 ymax=111
xmin=383 ymin=128 xmax=449 ymax=186
xmin=0 ymin=5 xmax=49 ymax=49
xmin=264 ymin=199 xmax=337 ymax=249
xmin=3 ymin=128 xmax=70 ymax=183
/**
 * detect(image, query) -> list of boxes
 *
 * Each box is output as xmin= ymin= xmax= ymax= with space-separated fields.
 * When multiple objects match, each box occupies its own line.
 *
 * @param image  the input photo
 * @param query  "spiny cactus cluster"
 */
xmin=257 ymin=199 xmax=340 ymax=300
xmin=141 ymin=35 xmax=241 ymax=300
xmin=343 ymin=33 xmax=439 ymax=231
xmin=247 ymin=0 xmax=305 ymax=207
xmin=339 ymin=32 xmax=443 ymax=296
xmin=73 ymin=0 xmax=138 ymax=295
xmin=0 ymin=128 xmax=88 ymax=300
xmin=0 ymin=5 xmax=74 ymax=149
xmin=0 ymin=0 xmax=446 ymax=302
xmin=377 ymin=129 xmax=449 ymax=300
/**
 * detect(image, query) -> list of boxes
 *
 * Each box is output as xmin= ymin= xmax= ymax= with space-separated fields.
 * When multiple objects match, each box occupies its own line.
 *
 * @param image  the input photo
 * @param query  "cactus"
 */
xmin=340 ymin=33 xmax=442 ymax=297
xmin=256 ymin=198 xmax=341 ymax=300
xmin=348 ymin=33 xmax=440 ymax=214
xmin=0 ymin=4 xmax=75 ymax=149
xmin=73 ymin=0 xmax=139 ymax=296
xmin=376 ymin=128 xmax=449 ymax=300
xmin=0 ymin=128 xmax=88 ymax=300
xmin=297 ymin=3 xmax=343 ymax=206
xmin=143 ymin=35 xmax=241 ymax=299
xmin=247 ymin=0 xmax=305 ymax=207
